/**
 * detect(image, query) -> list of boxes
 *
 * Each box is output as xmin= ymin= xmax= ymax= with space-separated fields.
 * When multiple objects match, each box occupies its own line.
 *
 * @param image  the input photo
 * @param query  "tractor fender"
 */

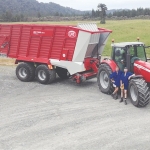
xmin=130 ymin=75 xmax=143 ymax=79
xmin=101 ymin=59 xmax=117 ymax=72
xmin=134 ymin=60 xmax=150 ymax=83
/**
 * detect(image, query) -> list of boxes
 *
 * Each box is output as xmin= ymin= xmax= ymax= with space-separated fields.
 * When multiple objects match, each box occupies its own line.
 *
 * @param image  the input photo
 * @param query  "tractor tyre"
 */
xmin=97 ymin=63 xmax=114 ymax=94
xmin=56 ymin=67 xmax=70 ymax=79
xmin=35 ymin=65 xmax=56 ymax=84
xmin=16 ymin=62 xmax=35 ymax=82
xmin=129 ymin=78 xmax=150 ymax=107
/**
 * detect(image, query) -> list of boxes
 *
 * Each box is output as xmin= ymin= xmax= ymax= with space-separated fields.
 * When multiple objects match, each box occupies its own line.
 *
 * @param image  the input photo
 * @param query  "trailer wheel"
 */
xmin=16 ymin=62 xmax=35 ymax=82
xmin=129 ymin=78 xmax=150 ymax=107
xmin=35 ymin=65 xmax=56 ymax=84
xmin=97 ymin=63 xmax=114 ymax=94
xmin=56 ymin=67 xmax=70 ymax=79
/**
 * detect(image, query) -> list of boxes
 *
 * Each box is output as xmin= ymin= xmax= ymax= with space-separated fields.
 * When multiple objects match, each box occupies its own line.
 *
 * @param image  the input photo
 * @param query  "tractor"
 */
xmin=97 ymin=41 xmax=150 ymax=107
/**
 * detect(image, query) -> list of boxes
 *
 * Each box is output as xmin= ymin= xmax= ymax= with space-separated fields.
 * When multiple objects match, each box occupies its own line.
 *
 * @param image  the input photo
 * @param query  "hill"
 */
xmin=0 ymin=0 xmax=86 ymax=16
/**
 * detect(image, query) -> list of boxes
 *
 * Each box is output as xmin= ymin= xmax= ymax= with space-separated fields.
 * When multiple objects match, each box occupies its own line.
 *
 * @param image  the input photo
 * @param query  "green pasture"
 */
xmin=1 ymin=20 xmax=150 ymax=56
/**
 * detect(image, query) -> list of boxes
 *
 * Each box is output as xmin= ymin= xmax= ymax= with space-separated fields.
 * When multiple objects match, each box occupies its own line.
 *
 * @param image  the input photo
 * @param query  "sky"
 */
xmin=37 ymin=0 xmax=150 ymax=11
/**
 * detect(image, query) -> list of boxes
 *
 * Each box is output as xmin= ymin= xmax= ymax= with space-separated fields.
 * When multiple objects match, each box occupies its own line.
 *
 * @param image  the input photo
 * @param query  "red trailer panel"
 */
xmin=0 ymin=24 xmax=79 ymax=64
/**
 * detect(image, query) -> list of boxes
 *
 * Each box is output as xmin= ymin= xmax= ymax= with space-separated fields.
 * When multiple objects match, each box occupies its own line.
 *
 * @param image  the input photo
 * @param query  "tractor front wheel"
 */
xmin=129 ymin=78 xmax=150 ymax=107
xmin=97 ymin=64 xmax=114 ymax=94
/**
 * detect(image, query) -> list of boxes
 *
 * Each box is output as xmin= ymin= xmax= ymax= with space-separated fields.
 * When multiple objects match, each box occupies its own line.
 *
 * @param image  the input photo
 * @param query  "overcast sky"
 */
xmin=37 ymin=0 xmax=150 ymax=10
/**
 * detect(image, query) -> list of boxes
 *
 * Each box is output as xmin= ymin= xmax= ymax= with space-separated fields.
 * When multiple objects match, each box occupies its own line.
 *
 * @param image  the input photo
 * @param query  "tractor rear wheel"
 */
xmin=129 ymin=78 xmax=150 ymax=107
xmin=35 ymin=65 xmax=56 ymax=84
xmin=16 ymin=62 xmax=35 ymax=82
xmin=97 ymin=63 xmax=114 ymax=94
xmin=56 ymin=67 xmax=70 ymax=79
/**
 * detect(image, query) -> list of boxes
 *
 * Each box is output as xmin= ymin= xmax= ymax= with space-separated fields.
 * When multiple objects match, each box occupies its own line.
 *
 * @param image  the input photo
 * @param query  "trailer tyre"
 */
xmin=35 ymin=65 xmax=56 ymax=84
xmin=129 ymin=78 xmax=150 ymax=107
xmin=56 ymin=67 xmax=70 ymax=79
xmin=97 ymin=63 xmax=114 ymax=94
xmin=16 ymin=62 xmax=35 ymax=82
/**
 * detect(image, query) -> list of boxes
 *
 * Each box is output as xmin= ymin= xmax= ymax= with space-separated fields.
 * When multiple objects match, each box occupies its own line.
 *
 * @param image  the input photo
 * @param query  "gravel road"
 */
xmin=0 ymin=65 xmax=150 ymax=150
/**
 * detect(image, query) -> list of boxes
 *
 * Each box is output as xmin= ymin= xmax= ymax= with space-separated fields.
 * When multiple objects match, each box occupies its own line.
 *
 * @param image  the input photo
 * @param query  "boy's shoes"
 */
xmin=120 ymin=97 xmax=123 ymax=103
xmin=111 ymin=93 xmax=114 ymax=98
xmin=111 ymin=93 xmax=118 ymax=100
xmin=114 ymin=94 xmax=118 ymax=100
xmin=125 ymin=99 xmax=127 ymax=105
xmin=120 ymin=98 xmax=127 ymax=105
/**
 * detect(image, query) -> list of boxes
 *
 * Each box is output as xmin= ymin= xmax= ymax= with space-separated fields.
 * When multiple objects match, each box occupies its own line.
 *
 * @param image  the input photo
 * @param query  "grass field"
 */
xmin=1 ymin=20 xmax=150 ymax=58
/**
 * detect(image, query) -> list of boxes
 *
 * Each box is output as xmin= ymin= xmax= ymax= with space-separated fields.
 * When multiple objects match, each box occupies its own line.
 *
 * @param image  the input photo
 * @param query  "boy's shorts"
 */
xmin=113 ymin=84 xmax=119 ymax=88
xmin=124 ymin=84 xmax=128 ymax=90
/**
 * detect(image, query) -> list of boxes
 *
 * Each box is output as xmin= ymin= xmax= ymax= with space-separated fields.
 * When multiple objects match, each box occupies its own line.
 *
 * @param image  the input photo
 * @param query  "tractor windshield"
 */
xmin=112 ymin=47 xmax=126 ymax=71
xmin=129 ymin=45 xmax=146 ymax=62
xmin=137 ymin=46 xmax=146 ymax=61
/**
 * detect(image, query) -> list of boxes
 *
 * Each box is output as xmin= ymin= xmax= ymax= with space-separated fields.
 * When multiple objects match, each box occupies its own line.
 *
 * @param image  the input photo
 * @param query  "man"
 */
xmin=110 ymin=66 xmax=122 ymax=100
xmin=115 ymin=48 xmax=125 ymax=71
xmin=120 ymin=67 xmax=135 ymax=105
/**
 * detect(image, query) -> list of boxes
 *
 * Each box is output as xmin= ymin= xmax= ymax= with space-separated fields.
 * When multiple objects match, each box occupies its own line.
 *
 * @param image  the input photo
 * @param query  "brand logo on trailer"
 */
xmin=68 ymin=31 xmax=76 ymax=38
xmin=33 ymin=31 xmax=45 ymax=35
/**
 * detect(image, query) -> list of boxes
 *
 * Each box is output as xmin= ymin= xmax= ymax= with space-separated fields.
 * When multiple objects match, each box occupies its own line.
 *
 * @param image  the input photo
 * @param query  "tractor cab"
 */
xmin=111 ymin=42 xmax=146 ymax=72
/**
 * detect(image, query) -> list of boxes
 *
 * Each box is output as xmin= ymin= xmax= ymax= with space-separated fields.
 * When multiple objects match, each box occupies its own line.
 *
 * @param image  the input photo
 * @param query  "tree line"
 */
xmin=0 ymin=11 xmax=85 ymax=22
xmin=0 ymin=0 xmax=150 ymax=22
xmin=110 ymin=8 xmax=150 ymax=18
xmin=0 ymin=12 xmax=26 ymax=22
xmin=91 ymin=8 xmax=150 ymax=18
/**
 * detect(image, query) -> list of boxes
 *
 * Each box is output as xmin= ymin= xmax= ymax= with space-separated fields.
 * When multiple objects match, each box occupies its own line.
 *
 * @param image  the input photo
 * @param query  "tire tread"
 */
xmin=16 ymin=62 xmax=35 ymax=82
xmin=36 ymin=65 xmax=56 ymax=84
xmin=97 ymin=63 xmax=114 ymax=94
xmin=129 ymin=78 xmax=150 ymax=107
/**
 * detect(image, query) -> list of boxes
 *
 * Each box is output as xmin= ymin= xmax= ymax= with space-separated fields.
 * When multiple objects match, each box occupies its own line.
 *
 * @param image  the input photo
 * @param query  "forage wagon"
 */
xmin=0 ymin=23 xmax=111 ymax=84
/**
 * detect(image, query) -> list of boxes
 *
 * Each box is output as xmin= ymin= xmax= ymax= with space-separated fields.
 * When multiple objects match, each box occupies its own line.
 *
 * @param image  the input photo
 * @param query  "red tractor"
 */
xmin=98 ymin=41 xmax=150 ymax=107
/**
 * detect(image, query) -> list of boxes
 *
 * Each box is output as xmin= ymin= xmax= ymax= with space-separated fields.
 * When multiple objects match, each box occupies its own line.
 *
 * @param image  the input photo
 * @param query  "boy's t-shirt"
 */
xmin=121 ymin=72 xmax=133 ymax=88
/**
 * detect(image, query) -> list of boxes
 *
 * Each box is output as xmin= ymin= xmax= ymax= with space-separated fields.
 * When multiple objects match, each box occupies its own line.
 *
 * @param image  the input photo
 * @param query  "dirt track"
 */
xmin=0 ymin=65 xmax=150 ymax=150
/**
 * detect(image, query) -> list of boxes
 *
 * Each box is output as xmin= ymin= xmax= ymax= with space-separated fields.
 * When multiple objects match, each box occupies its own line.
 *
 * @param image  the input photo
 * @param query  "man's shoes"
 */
xmin=120 ymin=97 xmax=123 ymax=103
xmin=125 ymin=99 xmax=127 ymax=105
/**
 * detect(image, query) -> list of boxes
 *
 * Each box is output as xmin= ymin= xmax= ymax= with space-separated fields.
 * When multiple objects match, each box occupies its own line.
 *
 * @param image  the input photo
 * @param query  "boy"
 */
xmin=110 ymin=66 xmax=122 ymax=100
xmin=120 ymin=67 xmax=135 ymax=105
